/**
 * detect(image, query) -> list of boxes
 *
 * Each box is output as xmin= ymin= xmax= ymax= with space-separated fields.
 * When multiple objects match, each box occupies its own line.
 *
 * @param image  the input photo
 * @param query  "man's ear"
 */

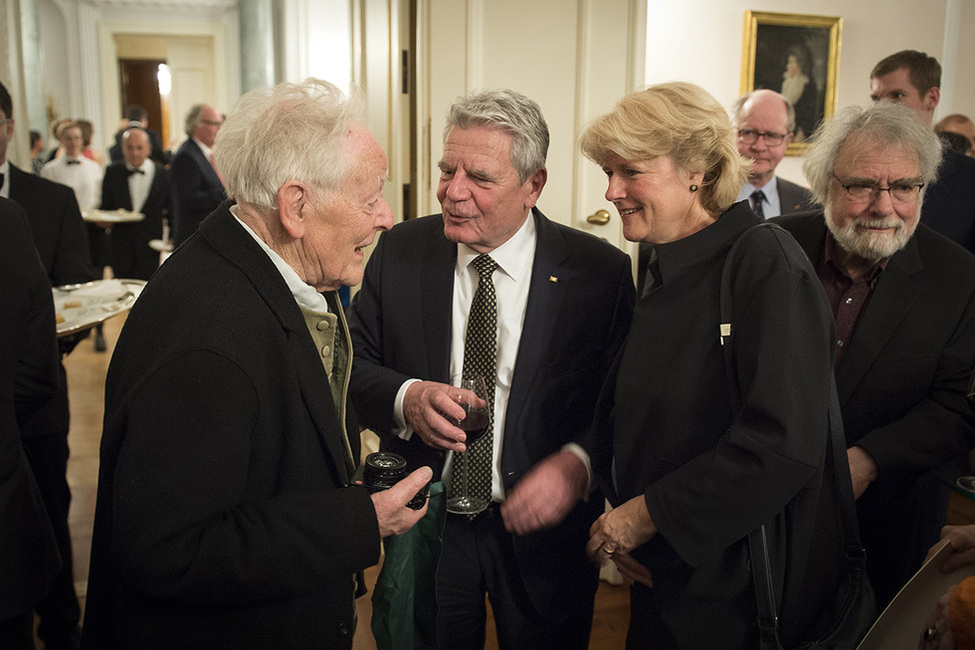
xmin=278 ymin=182 xmax=306 ymax=239
xmin=923 ymin=85 xmax=941 ymax=113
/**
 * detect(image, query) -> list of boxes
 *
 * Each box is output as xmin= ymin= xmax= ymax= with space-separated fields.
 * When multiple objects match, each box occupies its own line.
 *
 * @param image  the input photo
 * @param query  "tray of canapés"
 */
xmin=82 ymin=208 xmax=145 ymax=223
xmin=53 ymin=278 xmax=147 ymax=337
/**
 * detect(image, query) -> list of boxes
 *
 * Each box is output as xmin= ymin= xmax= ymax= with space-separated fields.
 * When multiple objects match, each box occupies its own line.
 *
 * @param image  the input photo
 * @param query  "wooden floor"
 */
xmin=58 ymin=312 xmax=631 ymax=649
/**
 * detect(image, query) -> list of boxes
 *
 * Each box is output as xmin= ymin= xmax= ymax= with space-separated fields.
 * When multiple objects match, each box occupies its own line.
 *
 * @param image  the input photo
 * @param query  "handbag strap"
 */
xmin=718 ymin=222 xmax=864 ymax=649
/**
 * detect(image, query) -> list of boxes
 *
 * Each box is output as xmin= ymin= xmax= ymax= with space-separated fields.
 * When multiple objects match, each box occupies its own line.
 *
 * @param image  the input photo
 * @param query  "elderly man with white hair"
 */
xmin=81 ymin=79 xmax=430 ymax=649
xmin=774 ymin=101 xmax=975 ymax=607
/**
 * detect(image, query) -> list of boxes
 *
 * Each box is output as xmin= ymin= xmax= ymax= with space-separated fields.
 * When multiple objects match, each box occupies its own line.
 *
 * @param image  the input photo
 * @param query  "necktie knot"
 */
xmin=472 ymin=254 xmax=498 ymax=278
xmin=750 ymin=190 xmax=766 ymax=218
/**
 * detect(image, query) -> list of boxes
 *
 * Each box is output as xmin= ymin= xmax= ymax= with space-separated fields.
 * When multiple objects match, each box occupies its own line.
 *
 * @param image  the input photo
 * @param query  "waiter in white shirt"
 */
xmin=99 ymin=127 xmax=173 ymax=281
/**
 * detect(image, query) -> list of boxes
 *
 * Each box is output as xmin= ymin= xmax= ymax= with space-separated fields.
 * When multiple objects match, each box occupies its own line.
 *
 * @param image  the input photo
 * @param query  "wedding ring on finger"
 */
xmin=924 ymin=626 xmax=940 ymax=642
xmin=602 ymin=545 xmax=617 ymax=555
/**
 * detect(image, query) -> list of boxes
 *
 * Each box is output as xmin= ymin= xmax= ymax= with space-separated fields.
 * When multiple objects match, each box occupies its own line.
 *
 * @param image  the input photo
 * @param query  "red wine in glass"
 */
xmin=458 ymin=405 xmax=489 ymax=442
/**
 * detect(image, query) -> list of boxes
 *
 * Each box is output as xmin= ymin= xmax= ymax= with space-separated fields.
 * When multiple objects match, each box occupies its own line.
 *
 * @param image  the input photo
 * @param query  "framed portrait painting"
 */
xmin=741 ymin=11 xmax=842 ymax=155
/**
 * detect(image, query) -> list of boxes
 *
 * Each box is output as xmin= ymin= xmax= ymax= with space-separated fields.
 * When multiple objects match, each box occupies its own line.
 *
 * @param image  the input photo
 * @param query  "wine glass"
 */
xmin=446 ymin=373 xmax=491 ymax=515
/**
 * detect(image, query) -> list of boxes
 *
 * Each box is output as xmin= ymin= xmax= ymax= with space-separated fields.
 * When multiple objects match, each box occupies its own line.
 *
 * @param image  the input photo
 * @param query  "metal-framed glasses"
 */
xmin=736 ymin=129 xmax=787 ymax=146
xmin=832 ymin=175 xmax=924 ymax=204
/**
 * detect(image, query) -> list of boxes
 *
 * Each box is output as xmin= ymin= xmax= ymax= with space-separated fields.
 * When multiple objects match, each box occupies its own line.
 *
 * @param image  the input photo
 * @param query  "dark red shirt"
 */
xmin=815 ymin=233 xmax=889 ymax=367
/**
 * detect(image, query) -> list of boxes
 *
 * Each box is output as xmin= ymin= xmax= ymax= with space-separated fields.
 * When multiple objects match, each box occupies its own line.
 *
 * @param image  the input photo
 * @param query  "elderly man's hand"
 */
xmin=933 ymin=525 xmax=975 ymax=573
xmin=403 ymin=381 xmax=474 ymax=453
xmin=848 ymin=446 xmax=878 ymax=500
xmin=370 ymin=466 xmax=433 ymax=538
xmin=587 ymin=495 xmax=657 ymax=588
xmin=501 ymin=450 xmax=588 ymax=535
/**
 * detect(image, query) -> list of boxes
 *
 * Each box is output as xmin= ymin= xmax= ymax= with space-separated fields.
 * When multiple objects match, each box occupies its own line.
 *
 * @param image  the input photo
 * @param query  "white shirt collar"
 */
xmin=0 ymin=159 xmax=9 ymax=198
xmin=230 ymin=205 xmax=329 ymax=313
xmin=454 ymin=209 xmax=536 ymax=281
xmin=193 ymin=137 xmax=214 ymax=159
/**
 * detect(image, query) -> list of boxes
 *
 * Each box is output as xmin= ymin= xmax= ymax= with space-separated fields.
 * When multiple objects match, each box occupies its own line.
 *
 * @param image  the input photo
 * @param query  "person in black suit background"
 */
xmin=100 ymin=127 xmax=172 ymax=280
xmin=170 ymin=103 xmax=226 ymax=246
xmin=348 ymin=89 xmax=635 ymax=648
xmin=0 ymin=80 xmax=92 ymax=650
xmin=0 ymin=197 xmax=62 ymax=649
xmin=870 ymin=50 xmax=975 ymax=255
xmin=774 ymin=101 xmax=975 ymax=606
xmin=108 ymin=104 xmax=169 ymax=166
xmin=82 ymin=78 xmax=429 ymax=650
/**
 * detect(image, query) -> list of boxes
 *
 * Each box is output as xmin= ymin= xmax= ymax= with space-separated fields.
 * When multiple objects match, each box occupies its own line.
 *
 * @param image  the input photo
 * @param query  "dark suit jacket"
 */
xmin=777 ymin=176 xmax=815 ymax=214
xmin=0 ymin=197 xmax=61 ymax=622
xmin=100 ymin=160 xmax=173 ymax=280
xmin=775 ymin=211 xmax=975 ymax=602
xmin=170 ymin=139 xmax=226 ymax=247
xmin=82 ymin=204 xmax=380 ymax=649
xmin=8 ymin=163 xmax=94 ymax=440
xmin=347 ymin=208 xmax=636 ymax=623
xmin=921 ymin=149 xmax=975 ymax=255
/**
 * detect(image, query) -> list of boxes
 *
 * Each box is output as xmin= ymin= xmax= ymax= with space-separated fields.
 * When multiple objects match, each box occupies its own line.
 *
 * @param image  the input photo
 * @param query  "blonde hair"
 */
xmin=580 ymin=82 xmax=749 ymax=216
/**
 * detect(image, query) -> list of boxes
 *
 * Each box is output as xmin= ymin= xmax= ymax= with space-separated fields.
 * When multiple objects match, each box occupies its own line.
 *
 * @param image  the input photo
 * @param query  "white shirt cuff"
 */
xmin=393 ymin=378 xmax=422 ymax=440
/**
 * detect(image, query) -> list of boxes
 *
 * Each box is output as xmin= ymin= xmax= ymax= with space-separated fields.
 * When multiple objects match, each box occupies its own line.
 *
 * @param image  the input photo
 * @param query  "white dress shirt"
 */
xmin=0 ymin=159 xmax=9 ymax=198
xmin=737 ymin=178 xmax=782 ymax=219
xmin=126 ymin=159 xmax=156 ymax=212
xmin=41 ymin=155 xmax=102 ymax=211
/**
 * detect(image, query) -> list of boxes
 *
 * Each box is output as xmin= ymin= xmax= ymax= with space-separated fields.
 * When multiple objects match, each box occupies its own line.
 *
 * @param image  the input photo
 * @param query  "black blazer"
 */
xmin=170 ymin=139 xmax=226 ymax=247
xmin=8 ymin=163 xmax=93 ymax=440
xmin=0 ymin=197 xmax=61 ymax=622
xmin=921 ymin=149 xmax=975 ymax=255
xmin=82 ymin=204 xmax=381 ymax=649
xmin=100 ymin=160 xmax=173 ymax=280
xmin=777 ymin=176 xmax=815 ymax=214
xmin=347 ymin=208 xmax=635 ymax=622
xmin=775 ymin=211 xmax=975 ymax=601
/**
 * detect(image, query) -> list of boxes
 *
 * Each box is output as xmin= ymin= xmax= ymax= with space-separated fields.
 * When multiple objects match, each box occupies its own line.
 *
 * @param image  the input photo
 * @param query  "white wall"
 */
xmin=645 ymin=0 xmax=969 ymax=186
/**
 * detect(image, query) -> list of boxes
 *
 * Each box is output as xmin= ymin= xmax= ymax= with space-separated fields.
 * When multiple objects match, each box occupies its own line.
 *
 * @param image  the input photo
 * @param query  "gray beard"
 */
xmin=824 ymin=208 xmax=917 ymax=261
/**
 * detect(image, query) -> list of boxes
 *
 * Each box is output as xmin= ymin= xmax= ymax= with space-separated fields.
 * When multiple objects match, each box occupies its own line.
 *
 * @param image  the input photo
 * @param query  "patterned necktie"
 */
xmin=751 ymin=189 xmax=766 ymax=219
xmin=452 ymin=254 xmax=499 ymax=506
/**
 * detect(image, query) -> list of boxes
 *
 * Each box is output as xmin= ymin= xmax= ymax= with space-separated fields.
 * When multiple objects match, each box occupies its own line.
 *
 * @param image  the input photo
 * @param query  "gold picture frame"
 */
xmin=741 ymin=11 xmax=842 ymax=156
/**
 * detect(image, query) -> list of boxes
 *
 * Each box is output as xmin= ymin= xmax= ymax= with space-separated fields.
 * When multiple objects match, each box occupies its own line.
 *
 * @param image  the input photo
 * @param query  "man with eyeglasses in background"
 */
xmin=170 ymin=103 xmax=226 ymax=247
xmin=732 ymin=89 xmax=814 ymax=218
xmin=773 ymin=102 xmax=975 ymax=609
xmin=870 ymin=50 xmax=975 ymax=255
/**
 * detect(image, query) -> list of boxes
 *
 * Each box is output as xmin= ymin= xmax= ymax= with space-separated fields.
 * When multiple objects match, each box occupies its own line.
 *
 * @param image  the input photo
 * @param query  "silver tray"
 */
xmin=54 ymin=278 xmax=147 ymax=337
xmin=82 ymin=208 xmax=145 ymax=223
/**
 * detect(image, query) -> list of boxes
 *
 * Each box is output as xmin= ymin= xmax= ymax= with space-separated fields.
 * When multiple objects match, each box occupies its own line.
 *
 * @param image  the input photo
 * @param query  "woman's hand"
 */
xmin=587 ymin=495 xmax=658 ymax=586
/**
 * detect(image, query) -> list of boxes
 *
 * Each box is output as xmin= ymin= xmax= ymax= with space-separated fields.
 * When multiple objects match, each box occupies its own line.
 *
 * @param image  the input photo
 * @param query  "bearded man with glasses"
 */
xmin=773 ymin=101 xmax=975 ymax=607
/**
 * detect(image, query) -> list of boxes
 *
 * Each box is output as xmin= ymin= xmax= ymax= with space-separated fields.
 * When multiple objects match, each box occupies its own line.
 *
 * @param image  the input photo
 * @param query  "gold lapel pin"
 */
xmin=549 ymin=276 xmax=558 ymax=283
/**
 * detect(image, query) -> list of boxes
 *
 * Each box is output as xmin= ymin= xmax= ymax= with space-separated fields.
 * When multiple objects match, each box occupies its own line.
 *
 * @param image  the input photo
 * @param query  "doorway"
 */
xmin=118 ymin=59 xmax=168 ymax=147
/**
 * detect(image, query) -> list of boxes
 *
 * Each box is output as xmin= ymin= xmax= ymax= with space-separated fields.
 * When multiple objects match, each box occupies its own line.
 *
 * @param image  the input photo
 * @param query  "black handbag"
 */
xmin=719 ymin=222 xmax=878 ymax=649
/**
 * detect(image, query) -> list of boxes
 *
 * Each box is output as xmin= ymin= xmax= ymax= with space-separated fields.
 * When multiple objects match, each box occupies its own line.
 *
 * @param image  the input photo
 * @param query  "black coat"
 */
xmin=170 ymin=139 xmax=226 ymax=246
xmin=0 ymin=197 xmax=61 ymax=622
xmin=598 ymin=203 xmax=844 ymax=647
xmin=82 ymin=204 xmax=381 ymax=649
xmin=100 ymin=160 xmax=173 ymax=280
xmin=775 ymin=211 xmax=975 ymax=603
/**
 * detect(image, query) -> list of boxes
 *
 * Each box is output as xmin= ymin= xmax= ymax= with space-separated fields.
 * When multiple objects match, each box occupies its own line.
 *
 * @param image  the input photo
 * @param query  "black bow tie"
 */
xmin=66 ymin=159 xmax=81 ymax=165
xmin=127 ymin=168 xmax=145 ymax=176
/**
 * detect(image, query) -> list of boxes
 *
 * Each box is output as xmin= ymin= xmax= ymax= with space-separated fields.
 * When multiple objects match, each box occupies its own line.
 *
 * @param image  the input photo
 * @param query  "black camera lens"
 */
xmin=362 ymin=452 xmax=429 ymax=510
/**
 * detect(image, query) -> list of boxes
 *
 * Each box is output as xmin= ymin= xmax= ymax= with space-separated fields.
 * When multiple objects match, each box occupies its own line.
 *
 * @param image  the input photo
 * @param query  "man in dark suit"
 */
xmin=732 ymin=89 xmax=814 ymax=218
xmin=0 ymin=197 xmax=62 ymax=649
xmin=170 ymin=103 xmax=226 ymax=246
xmin=100 ymin=127 xmax=172 ymax=280
xmin=347 ymin=90 xmax=635 ymax=648
xmin=0 ymin=80 xmax=92 ymax=650
xmin=773 ymin=101 xmax=975 ymax=606
xmin=871 ymin=50 xmax=975 ymax=255
xmin=82 ymin=78 xmax=430 ymax=650
xmin=108 ymin=104 xmax=169 ymax=165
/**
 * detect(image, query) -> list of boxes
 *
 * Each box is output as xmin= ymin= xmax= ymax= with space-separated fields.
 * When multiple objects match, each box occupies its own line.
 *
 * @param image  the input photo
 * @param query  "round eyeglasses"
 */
xmin=736 ymin=129 xmax=787 ymax=146
xmin=832 ymin=175 xmax=924 ymax=204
